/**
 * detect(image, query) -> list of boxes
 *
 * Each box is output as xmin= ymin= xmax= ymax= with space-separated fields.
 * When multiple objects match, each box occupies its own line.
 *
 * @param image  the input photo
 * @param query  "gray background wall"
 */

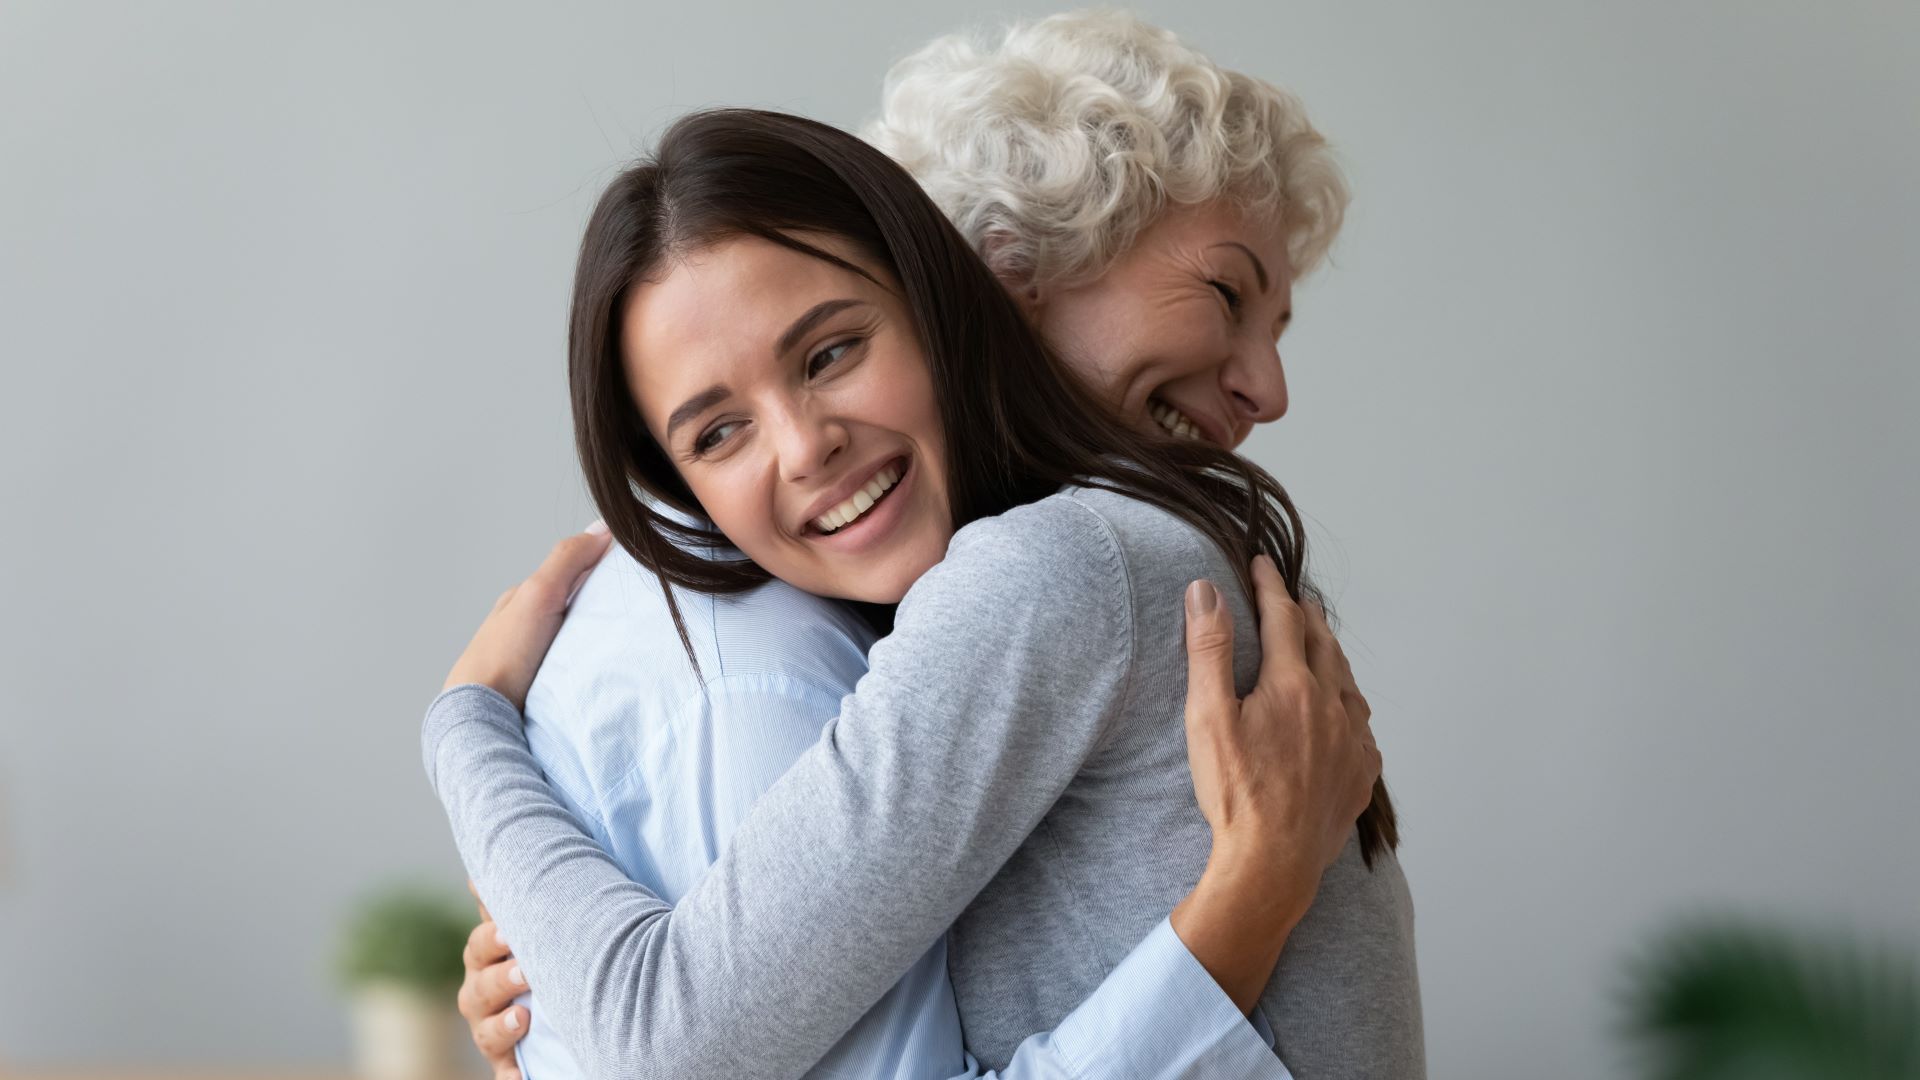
xmin=2 ymin=1 xmax=1914 ymax=1075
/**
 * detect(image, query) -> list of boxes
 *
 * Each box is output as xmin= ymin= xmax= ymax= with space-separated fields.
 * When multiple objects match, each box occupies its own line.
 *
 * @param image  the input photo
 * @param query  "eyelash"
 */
xmin=808 ymin=337 xmax=859 ymax=378
xmin=691 ymin=420 xmax=740 ymax=456
xmin=689 ymin=337 xmax=864 ymax=457
xmin=1211 ymin=280 xmax=1242 ymax=313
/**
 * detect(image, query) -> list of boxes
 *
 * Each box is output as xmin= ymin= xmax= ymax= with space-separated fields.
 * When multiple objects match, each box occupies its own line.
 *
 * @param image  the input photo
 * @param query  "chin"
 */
xmin=839 ymin=552 xmax=941 ymax=606
xmin=839 ymin=571 xmax=916 ymax=606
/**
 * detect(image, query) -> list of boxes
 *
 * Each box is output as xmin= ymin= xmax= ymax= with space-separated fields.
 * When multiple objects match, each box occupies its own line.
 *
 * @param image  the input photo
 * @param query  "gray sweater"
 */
xmin=424 ymin=487 xmax=1425 ymax=1079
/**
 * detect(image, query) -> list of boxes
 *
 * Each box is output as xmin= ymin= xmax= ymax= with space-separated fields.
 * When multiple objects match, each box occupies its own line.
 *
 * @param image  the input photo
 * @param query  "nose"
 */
xmin=771 ymin=402 xmax=848 ymax=484
xmin=1220 ymin=341 xmax=1289 ymax=427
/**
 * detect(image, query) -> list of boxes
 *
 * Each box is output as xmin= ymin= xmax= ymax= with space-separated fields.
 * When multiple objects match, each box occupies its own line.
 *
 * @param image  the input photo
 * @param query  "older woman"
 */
xmin=447 ymin=11 xmax=1420 ymax=1080
xmin=863 ymin=11 xmax=1344 ymax=451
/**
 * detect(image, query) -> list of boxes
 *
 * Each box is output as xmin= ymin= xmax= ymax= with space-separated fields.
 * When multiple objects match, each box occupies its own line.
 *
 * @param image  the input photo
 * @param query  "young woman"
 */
xmin=427 ymin=105 xmax=1422 ymax=1080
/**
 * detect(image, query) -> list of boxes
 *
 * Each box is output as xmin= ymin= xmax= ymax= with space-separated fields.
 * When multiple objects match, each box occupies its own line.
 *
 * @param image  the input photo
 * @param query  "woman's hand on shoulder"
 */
xmin=1183 ymin=554 xmax=1380 ymax=886
xmin=1183 ymin=554 xmax=1380 ymax=897
xmin=1170 ymin=554 xmax=1382 ymax=1009
xmin=442 ymin=523 xmax=612 ymax=710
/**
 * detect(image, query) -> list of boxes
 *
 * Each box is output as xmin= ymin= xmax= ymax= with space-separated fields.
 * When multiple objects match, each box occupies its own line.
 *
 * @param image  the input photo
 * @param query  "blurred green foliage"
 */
xmin=337 ymin=885 xmax=473 ymax=995
xmin=1622 ymin=916 xmax=1920 ymax=1080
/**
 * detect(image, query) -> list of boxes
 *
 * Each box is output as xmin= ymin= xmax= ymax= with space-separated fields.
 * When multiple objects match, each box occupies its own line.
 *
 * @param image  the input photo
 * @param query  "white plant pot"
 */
xmin=350 ymin=982 xmax=465 ymax=1080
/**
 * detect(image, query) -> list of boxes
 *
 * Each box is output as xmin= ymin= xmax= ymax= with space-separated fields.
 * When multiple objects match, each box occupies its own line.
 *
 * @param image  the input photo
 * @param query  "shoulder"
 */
xmin=1064 ymin=485 xmax=1235 ymax=594
xmin=528 ymin=545 xmax=874 ymax=734
xmin=941 ymin=489 xmax=1127 ymax=582
xmin=528 ymin=546 xmax=874 ymax=822
xmin=901 ymin=486 xmax=1240 ymax=664
xmin=858 ymin=490 xmax=1144 ymax=753
xmin=935 ymin=486 xmax=1220 ymax=593
xmin=1060 ymin=485 xmax=1222 ymax=561
xmin=707 ymin=576 xmax=876 ymax=690
xmin=897 ymin=490 xmax=1135 ymax=639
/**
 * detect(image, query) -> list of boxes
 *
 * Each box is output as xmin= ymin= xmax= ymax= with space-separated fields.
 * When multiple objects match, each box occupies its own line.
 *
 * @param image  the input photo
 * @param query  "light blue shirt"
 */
xmin=510 ymin=544 xmax=1287 ymax=1079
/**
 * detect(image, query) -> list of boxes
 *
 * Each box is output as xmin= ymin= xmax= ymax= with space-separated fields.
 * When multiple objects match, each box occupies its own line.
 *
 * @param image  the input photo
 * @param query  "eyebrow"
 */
xmin=1210 ymin=242 xmax=1271 ymax=294
xmin=663 ymin=298 xmax=870 ymax=441
xmin=664 ymin=383 xmax=732 ymax=441
xmin=776 ymin=298 xmax=866 ymax=357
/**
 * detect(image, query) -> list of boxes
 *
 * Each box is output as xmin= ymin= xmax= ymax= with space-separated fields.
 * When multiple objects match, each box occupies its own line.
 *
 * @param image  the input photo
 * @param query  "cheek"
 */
xmin=857 ymin=344 xmax=946 ymax=458
xmin=903 ymin=368 xmax=952 ymax=520
xmin=870 ymin=358 xmax=952 ymax=559
xmin=1035 ymin=299 xmax=1149 ymax=406
xmin=909 ymin=367 xmax=945 ymax=457
xmin=1060 ymin=343 xmax=1137 ymax=407
xmin=686 ymin=470 xmax=777 ymax=555
xmin=1143 ymin=308 xmax=1230 ymax=381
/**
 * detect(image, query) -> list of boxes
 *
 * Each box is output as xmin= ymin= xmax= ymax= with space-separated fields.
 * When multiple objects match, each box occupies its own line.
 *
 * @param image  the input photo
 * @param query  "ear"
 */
xmin=980 ymin=231 xmax=1046 ymax=321
xmin=997 ymin=270 xmax=1045 ymax=322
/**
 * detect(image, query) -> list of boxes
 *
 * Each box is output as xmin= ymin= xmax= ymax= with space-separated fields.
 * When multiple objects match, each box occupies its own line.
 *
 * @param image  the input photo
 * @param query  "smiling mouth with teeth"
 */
xmin=813 ymin=460 xmax=906 ymax=535
xmin=1149 ymin=398 xmax=1204 ymax=441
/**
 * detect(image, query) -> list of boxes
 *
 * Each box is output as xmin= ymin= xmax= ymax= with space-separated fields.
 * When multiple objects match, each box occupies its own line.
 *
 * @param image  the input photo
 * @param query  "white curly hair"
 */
xmin=862 ymin=9 xmax=1348 ymax=291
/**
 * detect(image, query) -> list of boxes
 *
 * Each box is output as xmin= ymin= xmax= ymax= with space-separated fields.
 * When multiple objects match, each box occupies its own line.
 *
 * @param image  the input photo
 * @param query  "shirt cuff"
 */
xmin=1047 ymin=917 xmax=1291 ymax=1080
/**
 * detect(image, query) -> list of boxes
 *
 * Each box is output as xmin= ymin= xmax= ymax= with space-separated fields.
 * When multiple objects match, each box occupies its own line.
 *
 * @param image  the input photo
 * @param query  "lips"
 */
xmin=800 ymin=455 xmax=909 ymax=536
xmin=1148 ymin=396 xmax=1232 ymax=447
xmin=812 ymin=460 xmax=904 ymax=534
xmin=1149 ymin=398 xmax=1203 ymax=440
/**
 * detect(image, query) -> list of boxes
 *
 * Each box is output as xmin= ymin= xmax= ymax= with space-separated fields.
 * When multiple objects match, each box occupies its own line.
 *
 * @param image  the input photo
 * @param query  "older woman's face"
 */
xmin=1027 ymin=201 xmax=1295 ymax=449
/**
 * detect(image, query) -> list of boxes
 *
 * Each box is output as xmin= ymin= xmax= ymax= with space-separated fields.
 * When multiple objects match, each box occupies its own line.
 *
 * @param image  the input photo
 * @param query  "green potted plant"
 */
xmin=337 ymin=885 xmax=475 ymax=1080
xmin=1621 ymin=916 xmax=1920 ymax=1079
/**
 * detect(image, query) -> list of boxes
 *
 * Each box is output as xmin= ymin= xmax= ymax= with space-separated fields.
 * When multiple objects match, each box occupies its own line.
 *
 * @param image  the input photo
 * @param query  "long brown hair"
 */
xmin=567 ymin=108 xmax=1397 ymax=864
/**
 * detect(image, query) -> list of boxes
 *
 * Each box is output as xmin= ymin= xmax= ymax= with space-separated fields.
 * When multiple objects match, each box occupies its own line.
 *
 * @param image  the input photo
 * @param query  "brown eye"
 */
xmin=693 ymin=420 xmax=742 ymax=455
xmin=807 ymin=339 xmax=858 ymax=378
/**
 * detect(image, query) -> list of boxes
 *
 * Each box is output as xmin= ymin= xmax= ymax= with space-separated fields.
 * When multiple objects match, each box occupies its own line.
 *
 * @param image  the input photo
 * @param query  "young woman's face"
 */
xmin=623 ymin=233 xmax=953 ymax=605
xmin=1027 ymin=200 xmax=1297 ymax=450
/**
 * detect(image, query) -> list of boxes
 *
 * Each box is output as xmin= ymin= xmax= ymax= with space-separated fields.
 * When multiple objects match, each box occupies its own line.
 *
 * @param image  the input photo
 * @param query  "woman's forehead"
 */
xmin=620 ymin=235 xmax=898 ymax=418
xmin=1149 ymin=201 xmax=1288 ymax=259
xmin=629 ymin=238 xmax=876 ymax=343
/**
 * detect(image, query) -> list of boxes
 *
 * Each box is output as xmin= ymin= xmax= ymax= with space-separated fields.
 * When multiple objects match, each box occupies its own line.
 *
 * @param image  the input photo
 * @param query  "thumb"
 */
xmin=1184 ymin=580 xmax=1237 ymax=715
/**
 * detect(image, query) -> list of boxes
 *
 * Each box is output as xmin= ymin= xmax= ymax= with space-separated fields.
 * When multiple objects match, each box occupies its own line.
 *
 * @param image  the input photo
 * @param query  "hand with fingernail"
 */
xmin=443 ymin=522 xmax=613 ymax=711
xmin=443 ymin=524 xmax=610 ymax=1075
xmin=1168 ymin=553 xmax=1385 ymax=1010
xmin=457 ymin=881 xmax=531 ymax=1080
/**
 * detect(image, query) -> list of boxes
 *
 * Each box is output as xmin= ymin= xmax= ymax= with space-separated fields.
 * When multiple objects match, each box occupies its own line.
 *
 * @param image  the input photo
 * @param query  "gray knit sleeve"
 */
xmin=422 ymin=496 xmax=1136 ymax=1080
